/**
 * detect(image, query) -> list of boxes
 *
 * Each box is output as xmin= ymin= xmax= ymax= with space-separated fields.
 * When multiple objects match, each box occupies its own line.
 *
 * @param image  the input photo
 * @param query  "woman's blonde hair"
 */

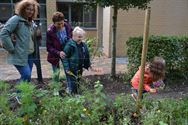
xmin=149 ymin=56 xmax=166 ymax=81
xmin=72 ymin=26 xmax=86 ymax=41
xmin=15 ymin=0 xmax=39 ymax=20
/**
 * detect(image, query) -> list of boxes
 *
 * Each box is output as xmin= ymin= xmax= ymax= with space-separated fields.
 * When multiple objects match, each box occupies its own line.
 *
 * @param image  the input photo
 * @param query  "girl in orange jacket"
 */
xmin=131 ymin=57 xmax=166 ymax=98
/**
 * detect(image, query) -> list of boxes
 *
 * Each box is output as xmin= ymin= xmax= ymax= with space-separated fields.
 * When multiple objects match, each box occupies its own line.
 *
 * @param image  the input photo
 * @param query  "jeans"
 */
xmin=65 ymin=68 xmax=82 ymax=94
xmin=14 ymin=54 xmax=33 ymax=82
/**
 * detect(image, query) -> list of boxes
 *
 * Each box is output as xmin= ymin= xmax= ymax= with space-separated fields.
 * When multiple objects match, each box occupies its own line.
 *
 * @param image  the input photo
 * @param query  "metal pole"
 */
xmin=97 ymin=5 xmax=103 ymax=50
xmin=136 ymin=7 xmax=151 ymax=110
xmin=33 ymin=24 xmax=43 ymax=83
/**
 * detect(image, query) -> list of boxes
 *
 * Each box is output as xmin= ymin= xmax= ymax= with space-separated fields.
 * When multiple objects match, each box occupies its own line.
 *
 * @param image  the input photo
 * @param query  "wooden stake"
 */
xmin=136 ymin=7 xmax=151 ymax=110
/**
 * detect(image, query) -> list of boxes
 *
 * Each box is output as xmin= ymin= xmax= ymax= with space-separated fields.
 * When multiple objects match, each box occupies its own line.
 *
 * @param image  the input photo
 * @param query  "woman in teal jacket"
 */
xmin=63 ymin=26 xmax=91 ymax=94
xmin=0 ymin=0 xmax=39 ymax=82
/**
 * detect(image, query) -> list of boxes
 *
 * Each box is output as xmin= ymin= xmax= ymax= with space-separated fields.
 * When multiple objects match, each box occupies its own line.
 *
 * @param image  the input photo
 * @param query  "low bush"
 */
xmin=0 ymin=81 xmax=187 ymax=125
xmin=85 ymin=37 xmax=104 ymax=59
xmin=141 ymin=98 xmax=188 ymax=125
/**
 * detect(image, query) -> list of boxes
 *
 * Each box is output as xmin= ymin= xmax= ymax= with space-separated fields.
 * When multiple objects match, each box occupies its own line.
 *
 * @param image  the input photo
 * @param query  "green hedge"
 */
xmin=126 ymin=35 xmax=188 ymax=81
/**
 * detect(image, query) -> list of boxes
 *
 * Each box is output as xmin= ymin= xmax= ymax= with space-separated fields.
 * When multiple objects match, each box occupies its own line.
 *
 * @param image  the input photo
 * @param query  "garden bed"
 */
xmin=2 ymin=74 xmax=187 ymax=125
xmin=7 ymin=74 xmax=188 ymax=99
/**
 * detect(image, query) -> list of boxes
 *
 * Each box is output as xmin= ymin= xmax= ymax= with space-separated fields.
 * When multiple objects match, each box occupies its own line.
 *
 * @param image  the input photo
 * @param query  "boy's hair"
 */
xmin=72 ymin=26 xmax=85 ymax=40
xmin=149 ymin=56 xmax=166 ymax=81
xmin=52 ymin=12 xmax=64 ymax=23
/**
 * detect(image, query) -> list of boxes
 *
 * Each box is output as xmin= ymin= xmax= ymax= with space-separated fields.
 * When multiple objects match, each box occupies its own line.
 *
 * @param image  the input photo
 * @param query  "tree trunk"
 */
xmin=111 ymin=6 xmax=118 ymax=78
xmin=137 ymin=8 xmax=151 ymax=111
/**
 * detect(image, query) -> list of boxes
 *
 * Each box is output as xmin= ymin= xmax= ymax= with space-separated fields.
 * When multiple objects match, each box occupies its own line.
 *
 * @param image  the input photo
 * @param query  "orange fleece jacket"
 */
xmin=131 ymin=67 xmax=153 ymax=92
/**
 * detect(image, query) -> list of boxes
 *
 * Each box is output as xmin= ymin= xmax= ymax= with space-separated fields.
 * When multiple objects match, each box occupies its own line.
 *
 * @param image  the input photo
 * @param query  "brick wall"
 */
xmin=111 ymin=0 xmax=188 ymax=57
xmin=46 ymin=0 xmax=57 ymax=26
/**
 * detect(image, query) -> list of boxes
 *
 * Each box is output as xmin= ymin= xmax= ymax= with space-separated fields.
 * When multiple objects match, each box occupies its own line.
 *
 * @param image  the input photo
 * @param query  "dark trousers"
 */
xmin=131 ymin=88 xmax=147 ymax=98
xmin=65 ymin=68 xmax=83 ymax=94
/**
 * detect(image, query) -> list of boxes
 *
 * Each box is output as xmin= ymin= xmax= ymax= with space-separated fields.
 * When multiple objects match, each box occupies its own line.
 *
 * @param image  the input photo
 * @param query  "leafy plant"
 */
xmin=0 ymin=81 xmax=23 ymax=125
xmin=85 ymin=37 xmax=103 ymax=60
xmin=1 ymin=79 xmax=187 ymax=125
xmin=113 ymin=94 xmax=138 ymax=124
xmin=15 ymin=82 xmax=37 ymax=124
xmin=141 ymin=98 xmax=188 ymax=125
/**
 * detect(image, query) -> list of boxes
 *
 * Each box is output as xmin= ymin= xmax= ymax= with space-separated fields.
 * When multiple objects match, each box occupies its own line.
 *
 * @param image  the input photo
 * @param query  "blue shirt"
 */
xmin=56 ymin=27 xmax=67 ymax=45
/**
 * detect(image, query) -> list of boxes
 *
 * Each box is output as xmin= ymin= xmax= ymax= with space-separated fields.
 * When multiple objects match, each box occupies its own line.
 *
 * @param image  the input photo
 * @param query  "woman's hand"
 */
xmin=0 ymin=39 xmax=3 ymax=48
xmin=60 ymin=51 xmax=66 ymax=58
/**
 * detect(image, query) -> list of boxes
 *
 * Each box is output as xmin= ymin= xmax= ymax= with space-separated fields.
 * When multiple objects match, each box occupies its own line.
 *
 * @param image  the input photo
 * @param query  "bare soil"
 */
xmin=6 ymin=74 xmax=188 ymax=99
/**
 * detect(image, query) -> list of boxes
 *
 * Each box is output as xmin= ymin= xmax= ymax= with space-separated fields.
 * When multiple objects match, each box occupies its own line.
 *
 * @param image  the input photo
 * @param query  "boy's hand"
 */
xmin=149 ymin=88 xmax=157 ymax=93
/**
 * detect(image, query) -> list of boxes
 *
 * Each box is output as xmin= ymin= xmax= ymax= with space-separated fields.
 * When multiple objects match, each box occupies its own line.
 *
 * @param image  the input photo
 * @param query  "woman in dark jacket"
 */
xmin=63 ymin=26 xmax=91 ymax=94
xmin=46 ymin=11 xmax=72 ymax=82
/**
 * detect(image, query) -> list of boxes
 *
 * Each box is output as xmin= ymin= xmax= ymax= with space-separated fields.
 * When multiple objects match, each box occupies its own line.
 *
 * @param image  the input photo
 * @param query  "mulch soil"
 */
xmin=6 ymin=74 xmax=188 ymax=99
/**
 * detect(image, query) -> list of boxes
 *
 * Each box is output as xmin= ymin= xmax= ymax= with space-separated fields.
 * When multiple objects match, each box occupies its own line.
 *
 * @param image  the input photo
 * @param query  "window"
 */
xmin=39 ymin=4 xmax=46 ymax=18
xmin=13 ymin=0 xmax=21 ymax=3
xmin=36 ymin=0 xmax=47 ymax=46
xmin=0 ymin=4 xmax=12 ymax=23
xmin=57 ymin=2 xmax=96 ymax=28
xmin=1 ymin=0 xmax=11 ymax=3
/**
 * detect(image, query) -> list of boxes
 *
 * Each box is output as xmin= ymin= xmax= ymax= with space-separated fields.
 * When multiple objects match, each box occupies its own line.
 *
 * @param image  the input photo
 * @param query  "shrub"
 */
xmin=0 ymin=80 xmax=187 ymax=124
xmin=85 ymin=37 xmax=103 ymax=59
xmin=141 ymin=98 xmax=188 ymax=125
xmin=113 ymin=94 xmax=137 ymax=124
xmin=126 ymin=35 xmax=188 ymax=81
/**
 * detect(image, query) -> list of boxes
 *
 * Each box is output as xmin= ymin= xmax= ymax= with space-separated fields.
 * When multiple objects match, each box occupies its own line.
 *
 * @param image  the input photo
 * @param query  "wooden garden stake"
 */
xmin=136 ymin=7 xmax=151 ymax=110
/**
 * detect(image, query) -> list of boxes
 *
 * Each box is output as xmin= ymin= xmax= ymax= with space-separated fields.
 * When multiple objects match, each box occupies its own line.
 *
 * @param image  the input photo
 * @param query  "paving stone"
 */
xmin=0 ymin=49 xmax=127 ymax=80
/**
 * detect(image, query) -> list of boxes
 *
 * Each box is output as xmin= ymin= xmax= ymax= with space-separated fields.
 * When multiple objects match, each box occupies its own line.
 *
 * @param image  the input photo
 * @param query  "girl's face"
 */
xmin=25 ymin=5 xmax=34 ymax=19
xmin=148 ymin=69 xmax=153 ymax=78
xmin=145 ymin=66 xmax=153 ymax=78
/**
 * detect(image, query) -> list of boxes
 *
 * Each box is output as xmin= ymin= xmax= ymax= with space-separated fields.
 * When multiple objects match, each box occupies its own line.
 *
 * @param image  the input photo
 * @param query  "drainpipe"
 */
xmin=97 ymin=5 xmax=103 ymax=51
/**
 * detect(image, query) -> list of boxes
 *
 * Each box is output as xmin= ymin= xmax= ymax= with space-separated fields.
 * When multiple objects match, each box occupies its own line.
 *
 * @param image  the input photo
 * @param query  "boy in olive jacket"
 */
xmin=62 ymin=26 xmax=91 ymax=94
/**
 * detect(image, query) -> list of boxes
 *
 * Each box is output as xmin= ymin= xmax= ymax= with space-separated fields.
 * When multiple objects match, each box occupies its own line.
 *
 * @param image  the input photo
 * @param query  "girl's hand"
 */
xmin=149 ymin=88 xmax=157 ymax=93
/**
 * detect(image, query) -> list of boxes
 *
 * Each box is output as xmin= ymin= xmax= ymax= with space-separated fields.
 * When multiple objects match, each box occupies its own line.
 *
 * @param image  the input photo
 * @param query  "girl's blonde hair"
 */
xmin=15 ymin=0 xmax=39 ymax=20
xmin=149 ymin=56 xmax=166 ymax=81
xmin=72 ymin=26 xmax=86 ymax=41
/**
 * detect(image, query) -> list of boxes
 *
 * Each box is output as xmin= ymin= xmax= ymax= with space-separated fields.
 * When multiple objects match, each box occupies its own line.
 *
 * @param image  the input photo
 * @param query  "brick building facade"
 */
xmin=103 ymin=0 xmax=188 ymax=56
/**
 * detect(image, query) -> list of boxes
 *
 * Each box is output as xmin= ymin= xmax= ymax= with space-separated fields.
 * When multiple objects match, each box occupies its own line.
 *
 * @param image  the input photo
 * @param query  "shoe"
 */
xmin=131 ymin=93 xmax=137 ymax=101
xmin=15 ymin=96 xmax=22 ymax=105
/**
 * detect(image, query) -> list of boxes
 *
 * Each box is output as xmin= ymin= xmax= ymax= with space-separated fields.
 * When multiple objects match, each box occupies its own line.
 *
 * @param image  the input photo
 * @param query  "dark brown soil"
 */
xmin=6 ymin=74 xmax=188 ymax=99
xmin=85 ymin=74 xmax=188 ymax=99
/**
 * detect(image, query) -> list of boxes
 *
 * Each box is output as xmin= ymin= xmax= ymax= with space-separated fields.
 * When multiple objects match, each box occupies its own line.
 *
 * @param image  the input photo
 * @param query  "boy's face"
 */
xmin=75 ymin=33 xmax=84 ymax=44
xmin=54 ymin=20 xmax=64 ymax=30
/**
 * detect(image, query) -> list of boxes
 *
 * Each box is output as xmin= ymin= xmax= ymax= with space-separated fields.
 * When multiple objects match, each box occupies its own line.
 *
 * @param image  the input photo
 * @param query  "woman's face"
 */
xmin=25 ymin=5 xmax=34 ymax=19
xmin=54 ymin=20 xmax=64 ymax=30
